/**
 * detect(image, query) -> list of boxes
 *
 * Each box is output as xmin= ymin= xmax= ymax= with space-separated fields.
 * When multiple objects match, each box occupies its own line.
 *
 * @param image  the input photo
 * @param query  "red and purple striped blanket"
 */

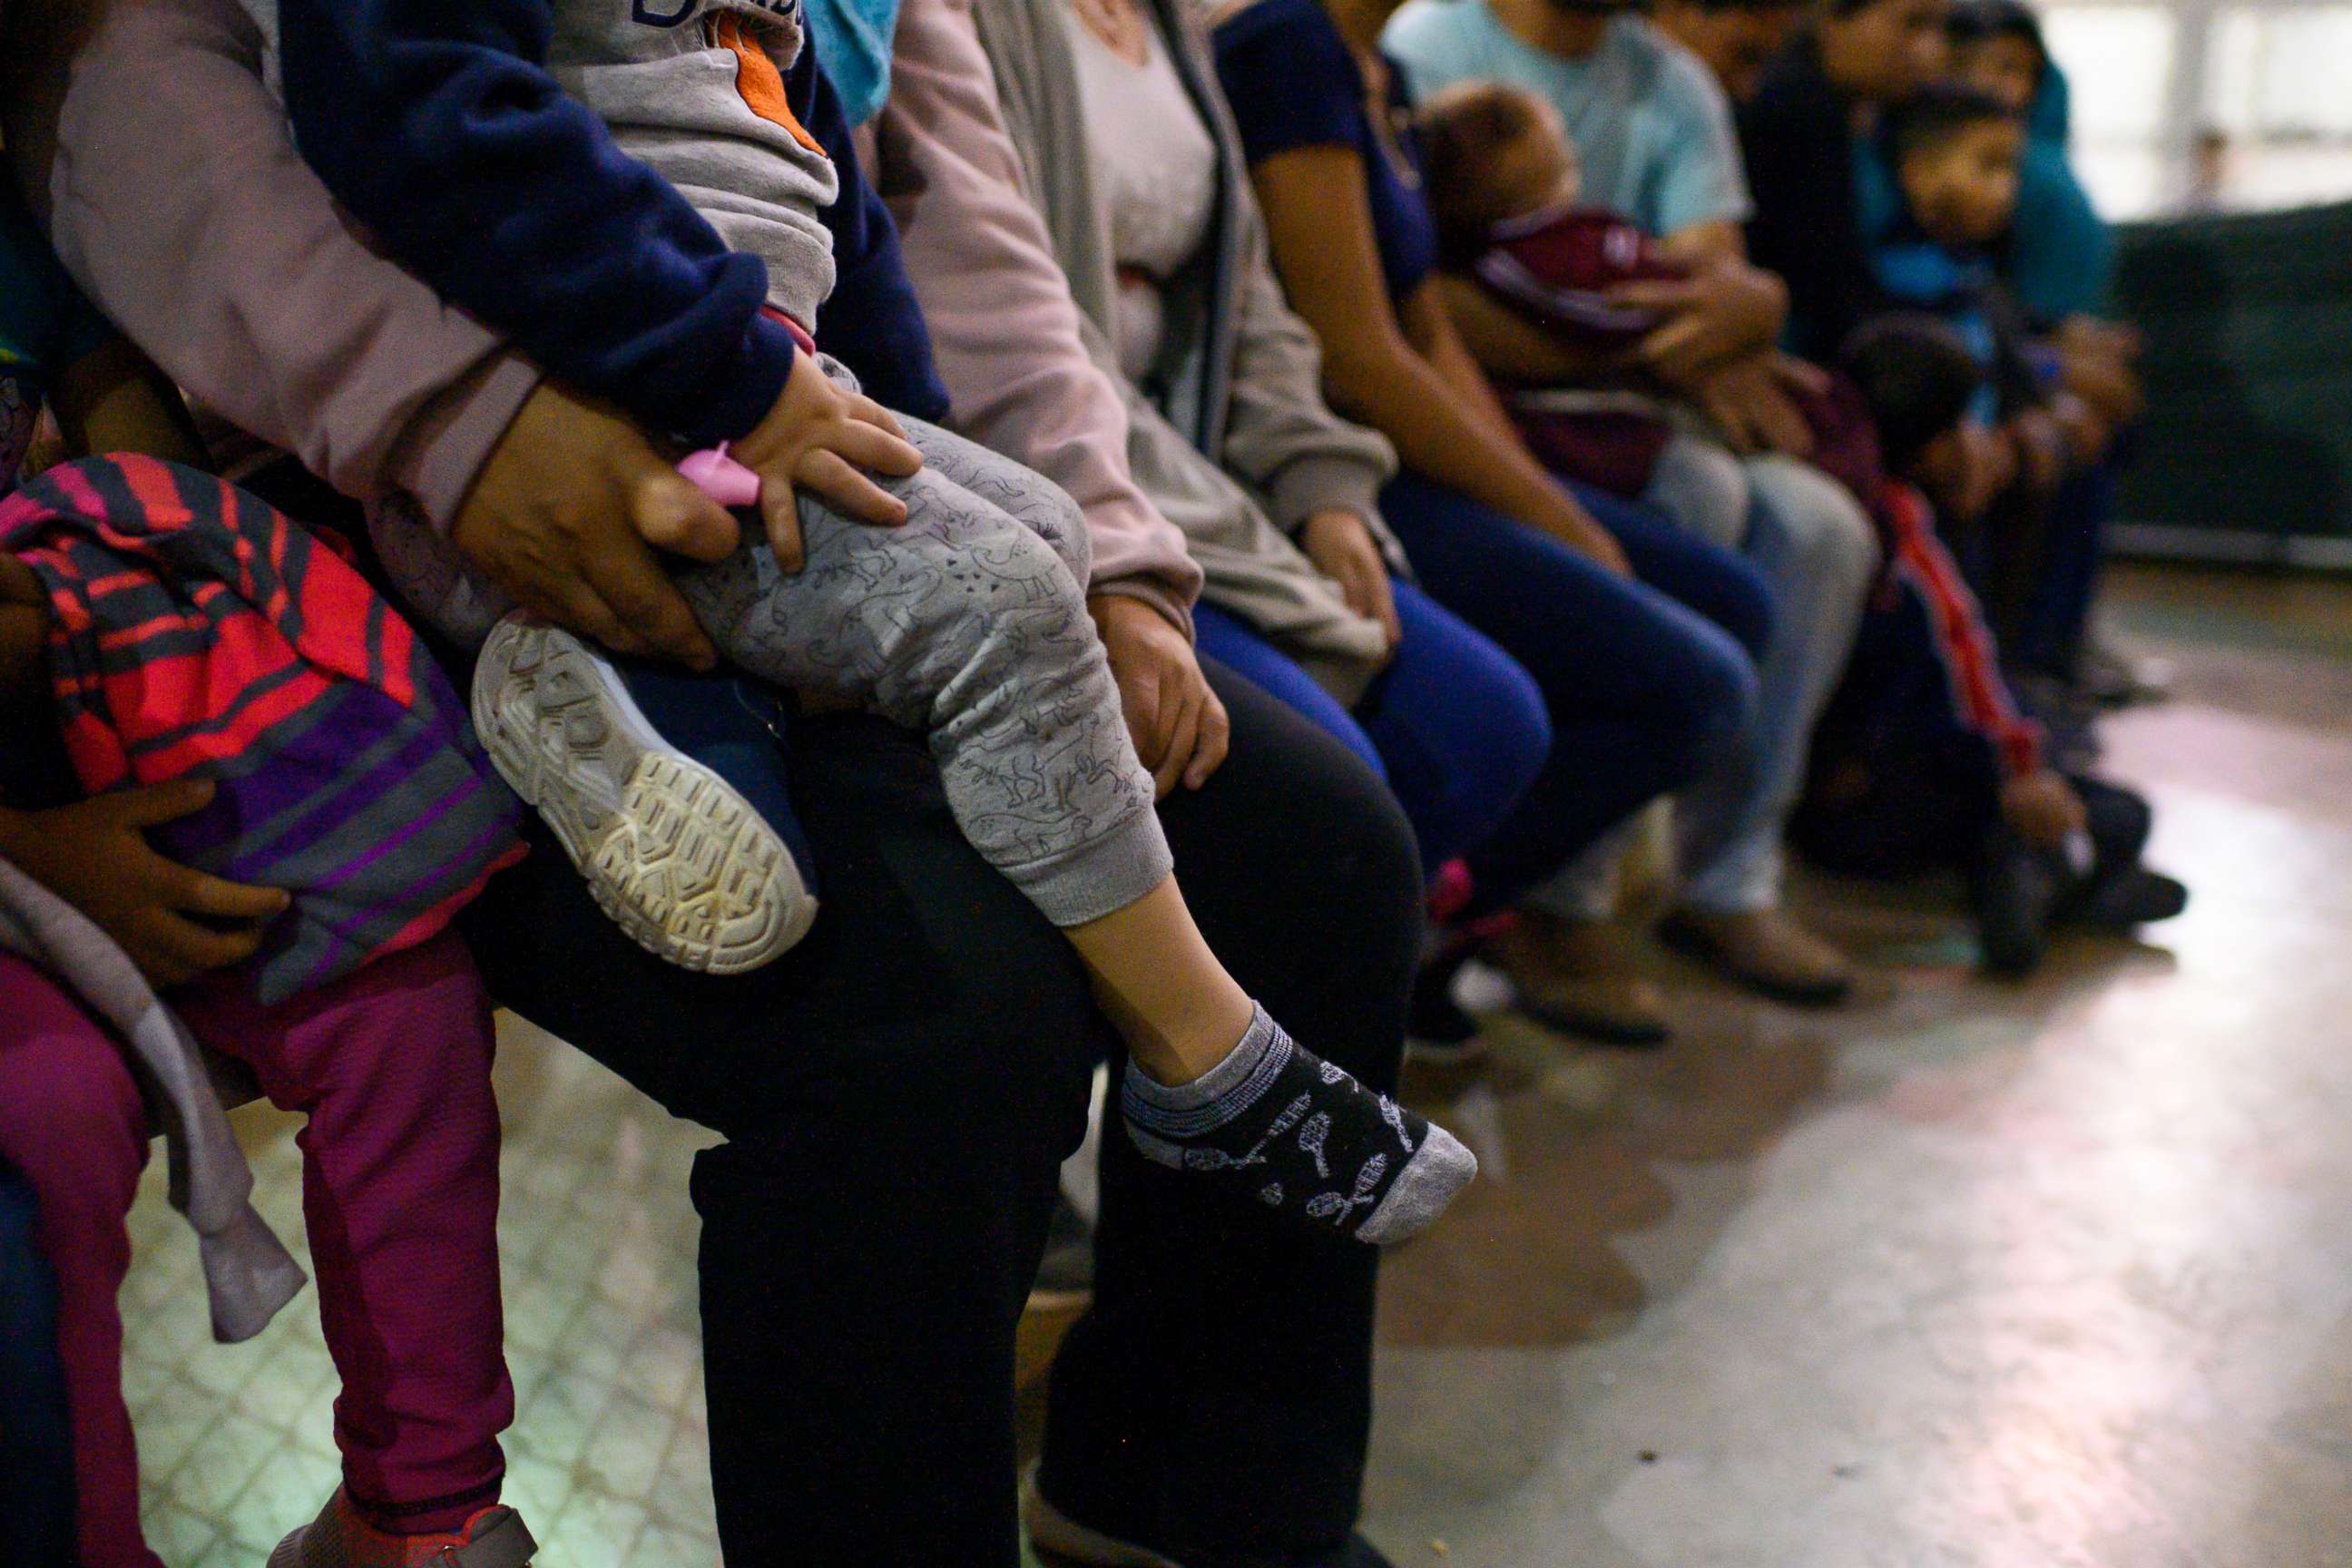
xmin=1 ymin=456 xmax=524 ymax=1004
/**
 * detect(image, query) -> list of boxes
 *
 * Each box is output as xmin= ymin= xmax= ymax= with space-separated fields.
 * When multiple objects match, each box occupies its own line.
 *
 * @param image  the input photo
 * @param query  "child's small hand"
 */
xmin=0 ymin=780 xmax=292 ymax=987
xmin=2000 ymin=769 xmax=2087 ymax=853
xmin=730 ymin=352 xmax=926 ymax=572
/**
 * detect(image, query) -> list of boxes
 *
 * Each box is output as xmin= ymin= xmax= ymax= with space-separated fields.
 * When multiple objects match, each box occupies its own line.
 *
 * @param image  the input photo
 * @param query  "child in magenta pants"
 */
xmin=0 ymin=936 xmax=508 ymax=1568
xmin=2 ymin=182 xmax=533 ymax=1566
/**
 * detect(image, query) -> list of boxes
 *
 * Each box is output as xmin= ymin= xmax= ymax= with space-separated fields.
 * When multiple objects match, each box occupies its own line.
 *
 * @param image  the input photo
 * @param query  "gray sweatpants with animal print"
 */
xmin=671 ymin=416 xmax=1171 ymax=927
xmin=377 ymin=401 xmax=1171 ymax=927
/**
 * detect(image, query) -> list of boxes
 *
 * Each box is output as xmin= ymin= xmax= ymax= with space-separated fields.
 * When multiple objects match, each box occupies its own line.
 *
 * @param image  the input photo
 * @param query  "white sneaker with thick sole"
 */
xmin=473 ymin=613 xmax=816 ymax=973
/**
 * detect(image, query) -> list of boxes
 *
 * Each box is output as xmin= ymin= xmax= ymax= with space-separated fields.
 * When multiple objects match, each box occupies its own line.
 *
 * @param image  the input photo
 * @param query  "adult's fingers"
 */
xmin=1359 ymin=560 xmax=1402 ymax=649
xmin=1591 ymin=532 xmax=1635 ymax=578
xmin=1637 ymin=313 xmax=1713 ymax=376
xmin=1152 ymin=682 xmax=1201 ymax=799
xmin=1608 ymin=278 xmax=1705 ymax=311
xmin=1183 ymin=681 xmax=1230 ymax=791
xmin=1754 ymin=390 xmax=1816 ymax=457
xmin=631 ymin=468 xmax=740 ymax=564
xmin=1703 ymin=387 xmax=1764 ymax=456
xmin=1119 ymin=658 xmax=1171 ymax=771
xmin=583 ymin=539 xmax=717 ymax=670
xmin=113 ymin=776 xmax=220 ymax=827
xmin=1769 ymin=354 xmax=1832 ymax=396
xmin=799 ymin=450 xmax=909 ymax=529
xmin=135 ymin=908 xmax=269 ymax=984
xmin=540 ymin=575 xmax=656 ymax=659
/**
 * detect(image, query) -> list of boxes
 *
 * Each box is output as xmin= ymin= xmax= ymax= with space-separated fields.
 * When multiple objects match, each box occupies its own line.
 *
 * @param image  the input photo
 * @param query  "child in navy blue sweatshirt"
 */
xmin=1794 ymin=316 xmax=2183 ymax=975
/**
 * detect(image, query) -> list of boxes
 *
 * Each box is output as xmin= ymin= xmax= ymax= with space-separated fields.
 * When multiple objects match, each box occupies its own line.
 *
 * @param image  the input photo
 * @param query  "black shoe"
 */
xmin=1973 ymin=826 xmax=2059 ymax=978
xmin=2074 ymin=777 xmax=2153 ymax=873
xmin=2066 ymin=865 xmax=2190 ymax=931
xmin=1405 ymin=946 xmax=1485 ymax=1065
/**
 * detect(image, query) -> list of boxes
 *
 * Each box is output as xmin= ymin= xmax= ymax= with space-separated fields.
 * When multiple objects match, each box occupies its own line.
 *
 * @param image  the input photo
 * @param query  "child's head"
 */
xmin=1839 ymin=314 xmax=1983 ymax=484
xmin=1885 ymin=82 xmax=2025 ymax=247
xmin=1418 ymin=80 xmax=1581 ymax=251
xmin=1945 ymin=0 xmax=2048 ymax=115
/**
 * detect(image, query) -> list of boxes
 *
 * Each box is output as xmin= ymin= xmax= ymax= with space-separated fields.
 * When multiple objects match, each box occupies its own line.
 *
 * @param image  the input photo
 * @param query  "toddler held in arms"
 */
xmin=260 ymin=0 xmax=1473 ymax=1250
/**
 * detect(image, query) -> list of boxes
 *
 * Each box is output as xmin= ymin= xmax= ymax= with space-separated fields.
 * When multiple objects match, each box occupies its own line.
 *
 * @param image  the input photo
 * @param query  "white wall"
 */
xmin=2035 ymin=0 xmax=2352 ymax=218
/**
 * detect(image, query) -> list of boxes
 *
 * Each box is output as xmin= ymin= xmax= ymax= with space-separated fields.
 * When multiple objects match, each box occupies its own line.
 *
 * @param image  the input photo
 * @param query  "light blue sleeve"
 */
xmin=1380 ymin=0 xmax=1478 ymax=100
xmin=1642 ymin=43 xmax=1754 ymax=240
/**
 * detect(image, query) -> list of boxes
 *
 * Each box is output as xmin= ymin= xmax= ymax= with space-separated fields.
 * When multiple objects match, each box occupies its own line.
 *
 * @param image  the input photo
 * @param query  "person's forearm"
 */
xmin=14 ymin=0 xmax=539 ymax=522
xmin=1321 ymin=325 xmax=1585 ymax=544
xmin=1436 ymin=275 xmax=1628 ymax=387
xmin=52 ymin=338 xmax=210 ymax=471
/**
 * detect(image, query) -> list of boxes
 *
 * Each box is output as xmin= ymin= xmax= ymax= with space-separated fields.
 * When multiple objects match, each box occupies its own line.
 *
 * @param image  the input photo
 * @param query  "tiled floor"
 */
xmin=116 ymin=564 xmax=2352 ymax=1566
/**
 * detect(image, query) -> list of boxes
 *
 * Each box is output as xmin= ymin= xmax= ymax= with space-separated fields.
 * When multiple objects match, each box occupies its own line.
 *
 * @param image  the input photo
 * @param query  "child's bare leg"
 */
xmin=1065 ymin=877 xmax=1253 ymax=1083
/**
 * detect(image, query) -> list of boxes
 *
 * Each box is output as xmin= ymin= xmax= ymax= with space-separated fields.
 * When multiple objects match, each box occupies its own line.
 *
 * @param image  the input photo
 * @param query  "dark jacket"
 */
xmin=1737 ymin=30 xmax=1881 ymax=363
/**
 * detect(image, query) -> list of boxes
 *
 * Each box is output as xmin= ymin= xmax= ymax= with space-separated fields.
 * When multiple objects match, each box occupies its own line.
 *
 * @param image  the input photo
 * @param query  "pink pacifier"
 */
xmin=678 ymin=442 xmax=763 ymax=508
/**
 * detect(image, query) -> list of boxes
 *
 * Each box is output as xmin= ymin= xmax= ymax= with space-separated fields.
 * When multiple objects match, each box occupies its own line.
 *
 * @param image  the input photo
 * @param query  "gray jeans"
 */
xmin=674 ymin=417 xmax=1171 ymax=927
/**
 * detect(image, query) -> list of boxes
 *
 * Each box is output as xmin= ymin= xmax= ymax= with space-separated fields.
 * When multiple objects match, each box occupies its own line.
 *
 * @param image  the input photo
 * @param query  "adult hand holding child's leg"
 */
xmin=452 ymin=383 xmax=740 ymax=670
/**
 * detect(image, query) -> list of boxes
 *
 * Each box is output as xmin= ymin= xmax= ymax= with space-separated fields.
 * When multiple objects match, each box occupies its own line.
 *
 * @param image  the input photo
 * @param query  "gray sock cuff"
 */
xmin=1003 ymin=800 xmax=1176 ymax=929
xmin=1122 ymin=1004 xmax=1289 ymax=1139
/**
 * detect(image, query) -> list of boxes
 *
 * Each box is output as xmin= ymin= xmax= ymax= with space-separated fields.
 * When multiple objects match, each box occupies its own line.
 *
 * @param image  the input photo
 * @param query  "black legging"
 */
xmin=460 ymin=664 xmax=1422 ymax=1565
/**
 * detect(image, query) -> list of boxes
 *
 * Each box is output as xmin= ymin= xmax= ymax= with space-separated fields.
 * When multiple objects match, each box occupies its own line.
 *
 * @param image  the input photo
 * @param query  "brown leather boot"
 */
xmin=1490 ymin=910 xmax=1671 ymax=1046
xmin=1661 ymin=907 xmax=1856 ymax=1006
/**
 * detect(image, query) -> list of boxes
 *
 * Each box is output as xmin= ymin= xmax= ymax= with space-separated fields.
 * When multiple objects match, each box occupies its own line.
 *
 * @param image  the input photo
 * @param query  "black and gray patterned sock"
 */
xmin=1121 ymin=1005 xmax=1476 ymax=1245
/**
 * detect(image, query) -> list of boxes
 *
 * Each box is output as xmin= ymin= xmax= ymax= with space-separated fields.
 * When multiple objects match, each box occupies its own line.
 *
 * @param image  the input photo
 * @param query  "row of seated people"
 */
xmin=0 ymin=0 xmax=2183 ymax=1563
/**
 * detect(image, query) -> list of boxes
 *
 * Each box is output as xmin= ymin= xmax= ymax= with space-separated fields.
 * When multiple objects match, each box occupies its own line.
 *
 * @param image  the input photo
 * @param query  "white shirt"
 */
xmin=1063 ymin=5 xmax=1221 ymax=381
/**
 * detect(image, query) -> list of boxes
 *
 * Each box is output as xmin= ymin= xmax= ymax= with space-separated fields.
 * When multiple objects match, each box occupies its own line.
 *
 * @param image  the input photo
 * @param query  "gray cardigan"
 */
xmin=891 ymin=0 xmax=1406 ymax=701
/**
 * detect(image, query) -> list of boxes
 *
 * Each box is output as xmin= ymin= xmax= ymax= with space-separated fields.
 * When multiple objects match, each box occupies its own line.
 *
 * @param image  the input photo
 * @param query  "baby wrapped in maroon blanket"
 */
xmin=1417 ymin=79 xmax=1690 ymax=494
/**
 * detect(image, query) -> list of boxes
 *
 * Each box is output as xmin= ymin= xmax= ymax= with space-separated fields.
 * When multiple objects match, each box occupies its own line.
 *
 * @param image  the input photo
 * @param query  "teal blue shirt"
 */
xmin=1 ymin=186 xmax=113 ymax=494
xmin=1382 ymin=2 xmax=1749 ymax=242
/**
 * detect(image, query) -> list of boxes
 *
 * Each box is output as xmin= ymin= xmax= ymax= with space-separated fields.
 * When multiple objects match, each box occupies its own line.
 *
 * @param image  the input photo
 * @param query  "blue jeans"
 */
xmin=1194 ymin=580 xmax=1549 ymax=874
xmin=1377 ymin=472 xmax=1763 ymax=918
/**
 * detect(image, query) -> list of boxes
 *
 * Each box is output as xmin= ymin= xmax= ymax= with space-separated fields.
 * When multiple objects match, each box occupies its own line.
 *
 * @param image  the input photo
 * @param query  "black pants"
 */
xmin=461 ymin=666 xmax=1422 ymax=1565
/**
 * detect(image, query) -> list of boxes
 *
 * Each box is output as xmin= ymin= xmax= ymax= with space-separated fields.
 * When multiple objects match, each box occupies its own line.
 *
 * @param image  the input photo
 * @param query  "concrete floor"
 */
xmin=113 ymin=564 xmax=2352 ymax=1566
xmin=1365 ymin=564 xmax=2352 ymax=1567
